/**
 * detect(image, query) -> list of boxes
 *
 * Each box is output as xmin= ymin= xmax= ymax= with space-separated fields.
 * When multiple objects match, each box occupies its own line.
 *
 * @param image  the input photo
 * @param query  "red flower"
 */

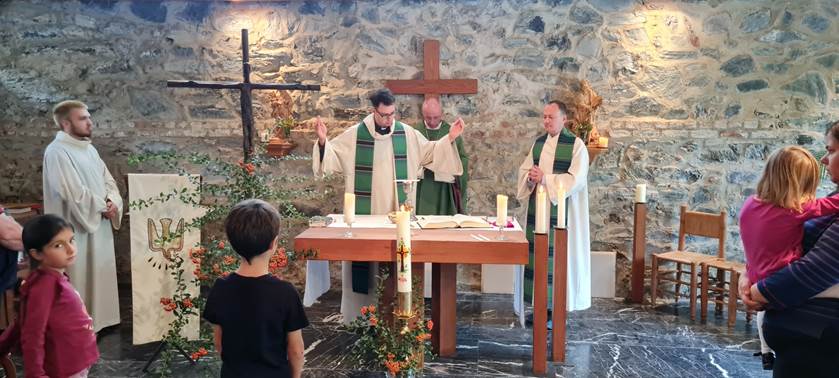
xmin=221 ymin=272 xmax=230 ymax=278
xmin=360 ymin=306 xmax=368 ymax=316
xmin=223 ymin=255 xmax=236 ymax=265
xmin=217 ymin=241 xmax=225 ymax=249
xmin=369 ymin=316 xmax=378 ymax=327
xmin=387 ymin=353 xmax=395 ymax=360
xmin=426 ymin=320 xmax=434 ymax=330
xmin=198 ymin=347 xmax=208 ymax=356
xmin=160 ymin=297 xmax=173 ymax=306
xmin=182 ymin=298 xmax=193 ymax=308
xmin=163 ymin=303 xmax=177 ymax=312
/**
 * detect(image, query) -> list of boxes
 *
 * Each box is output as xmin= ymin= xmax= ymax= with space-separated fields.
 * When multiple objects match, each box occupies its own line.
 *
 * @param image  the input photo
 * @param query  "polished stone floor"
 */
xmin=14 ymin=286 xmax=771 ymax=377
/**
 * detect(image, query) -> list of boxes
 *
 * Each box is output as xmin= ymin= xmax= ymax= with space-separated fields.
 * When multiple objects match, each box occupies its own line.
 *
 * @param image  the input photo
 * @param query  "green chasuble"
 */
xmin=351 ymin=121 xmax=408 ymax=294
xmin=415 ymin=121 xmax=469 ymax=215
xmin=523 ymin=128 xmax=575 ymax=308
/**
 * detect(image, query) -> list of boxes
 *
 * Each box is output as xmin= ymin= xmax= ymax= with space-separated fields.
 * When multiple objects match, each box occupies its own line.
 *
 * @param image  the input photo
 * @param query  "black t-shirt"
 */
xmin=203 ymin=273 xmax=309 ymax=378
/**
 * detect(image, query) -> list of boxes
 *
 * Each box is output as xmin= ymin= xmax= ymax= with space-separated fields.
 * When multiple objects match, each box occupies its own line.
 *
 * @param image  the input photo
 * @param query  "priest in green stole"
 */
xmin=513 ymin=101 xmax=591 ymax=327
xmin=305 ymin=89 xmax=465 ymax=324
xmin=416 ymin=97 xmax=469 ymax=215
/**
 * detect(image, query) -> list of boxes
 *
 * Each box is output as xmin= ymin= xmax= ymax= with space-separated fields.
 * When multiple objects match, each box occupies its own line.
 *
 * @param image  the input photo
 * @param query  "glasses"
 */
xmin=375 ymin=109 xmax=397 ymax=119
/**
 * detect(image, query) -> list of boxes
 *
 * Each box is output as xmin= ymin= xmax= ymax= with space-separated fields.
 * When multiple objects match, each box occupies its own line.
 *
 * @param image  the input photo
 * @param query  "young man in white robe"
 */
xmin=513 ymin=101 xmax=591 ymax=327
xmin=43 ymin=100 xmax=123 ymax=332
xmin=305 ymin=88 xmax=465 ymax=324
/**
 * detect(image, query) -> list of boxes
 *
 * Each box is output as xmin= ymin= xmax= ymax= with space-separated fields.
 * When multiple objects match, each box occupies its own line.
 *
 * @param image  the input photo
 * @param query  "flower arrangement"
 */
xmin=128 ymin=146 xmax=319 ymax=376
xmin=553 ymin=79 xmax=603 ymax=144
xmin=344 ymin=274 xmax=434 ymax=377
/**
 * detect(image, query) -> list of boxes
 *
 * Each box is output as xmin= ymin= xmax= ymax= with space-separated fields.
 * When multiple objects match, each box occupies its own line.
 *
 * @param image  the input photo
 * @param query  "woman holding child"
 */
xmin=739 ymin=120 xmax=839 ymax=377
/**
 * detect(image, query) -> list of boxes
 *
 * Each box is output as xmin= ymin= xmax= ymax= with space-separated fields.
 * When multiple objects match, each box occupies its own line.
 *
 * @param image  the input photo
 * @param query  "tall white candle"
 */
xmin=395 ymin=210 xmax=412 ymax=293
xmin=497 ymin=194 xmax=508 ymax=228
xmin=535 ymin=185 xmax=547 ymax=234
xmin=556 ymin=184 xmax=566 ymax=229
xmin=635 ymin=184 xmax=647 ymax=204
xmin=343 ymin=193 xmax=355 ymax=224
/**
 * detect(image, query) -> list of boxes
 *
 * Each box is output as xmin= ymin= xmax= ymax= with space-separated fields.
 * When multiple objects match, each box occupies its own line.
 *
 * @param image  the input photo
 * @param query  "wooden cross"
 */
xmin=167 ymin=29 xmax=321 ymax=161
xmin=396 ymin=242 xmax=410 ymax=273
xmin=385 ymin=40 xmax=477 ymax=102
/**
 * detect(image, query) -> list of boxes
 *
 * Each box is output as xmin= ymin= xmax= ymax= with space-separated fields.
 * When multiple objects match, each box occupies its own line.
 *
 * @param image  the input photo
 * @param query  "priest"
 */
xmin=304 ymin=89 xmax=465 ymax=323
xmin=513 ymin=100 xmax=591 ymax=327
xmin=415 ymin=97 xmax=469 ymax=216
xmin=43 ymin=100 xmax=123 ymax=332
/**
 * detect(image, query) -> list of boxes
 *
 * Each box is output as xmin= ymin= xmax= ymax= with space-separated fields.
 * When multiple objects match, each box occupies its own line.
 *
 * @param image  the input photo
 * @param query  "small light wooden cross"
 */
xmin=396 ymin=242 xmax=410 ymax=273
xmin=385 ymin=40 xmax=477 ymax=102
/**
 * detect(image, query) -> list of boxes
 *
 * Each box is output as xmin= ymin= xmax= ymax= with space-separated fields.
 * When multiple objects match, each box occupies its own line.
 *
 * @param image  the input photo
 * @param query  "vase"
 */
xmin=266 ymin=138 xmax=297 ymax=157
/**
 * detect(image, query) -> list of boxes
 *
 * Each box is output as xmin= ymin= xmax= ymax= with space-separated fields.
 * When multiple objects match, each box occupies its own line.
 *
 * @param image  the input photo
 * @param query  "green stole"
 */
xmin=523 ymin=128 xmax=576 ymax=308
xmin=351 ymin=121 xmax=408 ymax=294
xmin=415 ymin=121 xmax=468 ymax=215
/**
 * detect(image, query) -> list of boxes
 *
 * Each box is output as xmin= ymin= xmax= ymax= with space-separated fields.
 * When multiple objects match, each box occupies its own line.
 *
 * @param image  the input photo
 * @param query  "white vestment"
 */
xmin=305 ymin=114 xmax=463 ymax=324
xmin=513 ymin=132 xmax=591 ymax=325
xmin=43 ymin=131 xmax=123 ymax=332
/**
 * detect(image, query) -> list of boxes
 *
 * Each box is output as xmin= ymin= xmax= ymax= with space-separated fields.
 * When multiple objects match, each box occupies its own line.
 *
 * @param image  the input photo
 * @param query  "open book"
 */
xmin=417 ymin=214 xmax=492 ymax=229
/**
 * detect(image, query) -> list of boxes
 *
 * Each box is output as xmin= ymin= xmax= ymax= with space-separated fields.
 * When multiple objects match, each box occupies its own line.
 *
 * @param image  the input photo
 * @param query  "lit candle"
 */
xmin=395 ymin=210 xmax=412 ymax=293
xmin=556 ymin=184 xmax=566 ymax=229
xmin=635 ymin=184 xmax=647 ymax=204
xmin=343 ymin=193 xmax=355 ymax=224
xmin=598 ymin=136 xmax=609 ymax=148
xmin=497 ymin=194 xmax=508 ymax=228
xmin=535 ymin=185 xmax=547 ymax=233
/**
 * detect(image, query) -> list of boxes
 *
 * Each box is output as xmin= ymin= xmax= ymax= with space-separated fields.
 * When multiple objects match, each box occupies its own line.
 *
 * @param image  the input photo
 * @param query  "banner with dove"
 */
xmin=129 ymin=174 xmax=204 ymax=344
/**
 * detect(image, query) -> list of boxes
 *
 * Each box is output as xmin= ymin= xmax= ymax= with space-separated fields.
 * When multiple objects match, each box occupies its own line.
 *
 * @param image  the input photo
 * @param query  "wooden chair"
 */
xmin=650 ymin=205 xmax=726 ymax=320
xmin=700 ymin=257 xmax=752 ymax=327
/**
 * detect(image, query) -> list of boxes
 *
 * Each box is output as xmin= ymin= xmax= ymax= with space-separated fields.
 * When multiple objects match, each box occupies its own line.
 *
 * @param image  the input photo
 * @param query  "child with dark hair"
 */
xmin=203 ymin=199 xmax=309 ymax=378
xmin=21 ymin=214 xmax=98 ymax=377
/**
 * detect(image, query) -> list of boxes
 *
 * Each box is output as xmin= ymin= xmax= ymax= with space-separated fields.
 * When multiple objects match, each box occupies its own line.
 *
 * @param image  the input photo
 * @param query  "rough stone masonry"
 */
xmin=1 ymin=0 xmax=837 ymax=294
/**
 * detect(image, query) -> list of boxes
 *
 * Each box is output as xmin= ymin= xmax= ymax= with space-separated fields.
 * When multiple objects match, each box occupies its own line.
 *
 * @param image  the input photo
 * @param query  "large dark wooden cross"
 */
xmin=167 ymin=29 xmax=320 ymax=161
xmin=385 ymin=40 xmax=477 ymax=102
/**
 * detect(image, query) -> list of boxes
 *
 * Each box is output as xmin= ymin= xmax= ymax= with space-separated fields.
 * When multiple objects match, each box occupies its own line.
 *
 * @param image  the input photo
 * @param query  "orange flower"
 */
xmin=387 ymin=353 xmax=395 ymax=360
xmin=223 ymin=255 xmax=236 ymax=265
xmin=385 ymin=360 xmax=400 ymax=375
xmin=212 ymin=264 xmax=222 ymax=274
xmin=217 ymin=241 xmax=225 ymax=249
xmin=198 ymin=347 xmax=208 ymax=356
xmin=361 ymin=306 xmax=368 ymax=316
xmin=221 ymin=272 xmax=230 ymax=278
xmin=164 ymin=303 xmax=177 ymax=312
xmin=369 ymin=316 xmax=378 ymax=327
xmin=426 ymin=320 xmax=433 ymax=330
xmin=245 ymin=163 xmax=255 ymax=174
xmin=368 ymin=305 xmax=376 ymax=313
xmin=182 ymin=298 xmax=193 ymax=308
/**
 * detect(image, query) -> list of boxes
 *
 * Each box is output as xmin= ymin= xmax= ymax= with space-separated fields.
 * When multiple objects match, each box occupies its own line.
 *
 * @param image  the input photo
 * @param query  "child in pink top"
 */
xmin=739 ymin=146 xmax=839 ymax=369
xmin=21 ymin=215 xmax=98 ymax=378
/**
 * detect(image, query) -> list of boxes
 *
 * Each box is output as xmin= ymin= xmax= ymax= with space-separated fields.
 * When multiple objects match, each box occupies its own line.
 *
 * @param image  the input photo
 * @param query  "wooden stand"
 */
xmin=432 ymin=262 xmax=457 ymax=357
xmin=552 ymin=227 xmax=568 ymax=363
xmin=532 ymin=232 xmax=549 ymax=376
xmin=630 ymin=202 xmax=647 ymax=303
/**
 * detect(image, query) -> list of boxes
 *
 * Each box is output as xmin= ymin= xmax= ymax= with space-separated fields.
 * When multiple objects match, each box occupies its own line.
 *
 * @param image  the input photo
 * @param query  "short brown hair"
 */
xmin=756 ymin=146 xmax=820 ymax=212
xmin=547 ymin=100 xmax=568 ymax=117
xmin=52 ymin=100 xmax=87 ymax=128
xmin=225 ymin=199 xmax=281 ymax=263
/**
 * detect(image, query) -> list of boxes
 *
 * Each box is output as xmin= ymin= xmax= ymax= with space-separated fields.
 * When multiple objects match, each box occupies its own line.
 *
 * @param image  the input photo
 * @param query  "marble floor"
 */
xmin=14 ymin=286 xmax=771 ymax=377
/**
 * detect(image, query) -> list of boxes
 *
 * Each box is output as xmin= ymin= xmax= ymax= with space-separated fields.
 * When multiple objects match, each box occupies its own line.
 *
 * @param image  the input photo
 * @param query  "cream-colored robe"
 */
xmin=305 ymin=114 xmax=463 ymax=324
xmin=513 ymin=131 xmax=591 ymax=325
xmin=43 ymin=131 xmax=123 ymax=332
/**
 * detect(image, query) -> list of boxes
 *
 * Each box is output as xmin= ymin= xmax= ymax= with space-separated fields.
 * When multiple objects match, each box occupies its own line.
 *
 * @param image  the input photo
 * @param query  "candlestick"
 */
xmin=535 ymin=185 xmax=547 ymax=234
xmin=556 ymin=184 xmax=566 ymax=229
xmin=598 ymin=136 xmax=609 ymax=148
xmin=635 ymin=183 xmax=647 ymax=204
xmin=496 ymin=194 xmax=508 ymax=240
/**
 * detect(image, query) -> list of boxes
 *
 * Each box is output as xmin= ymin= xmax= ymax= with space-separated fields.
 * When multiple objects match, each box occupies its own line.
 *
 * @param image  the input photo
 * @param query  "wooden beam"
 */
xmin=384 ymin=79 xmax=478 ymax=95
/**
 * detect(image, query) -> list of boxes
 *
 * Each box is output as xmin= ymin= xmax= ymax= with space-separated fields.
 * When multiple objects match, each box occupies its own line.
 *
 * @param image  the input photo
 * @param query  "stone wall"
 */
xmin=1 ymin=0 xmax=837 ymax=293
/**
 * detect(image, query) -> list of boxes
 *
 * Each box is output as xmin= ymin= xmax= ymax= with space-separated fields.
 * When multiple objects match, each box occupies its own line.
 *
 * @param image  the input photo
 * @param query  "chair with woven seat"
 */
xmin=701 ymin=257 xmax=752 ymax=327
xmin=650 ymin=205 xmax=727 ymax=320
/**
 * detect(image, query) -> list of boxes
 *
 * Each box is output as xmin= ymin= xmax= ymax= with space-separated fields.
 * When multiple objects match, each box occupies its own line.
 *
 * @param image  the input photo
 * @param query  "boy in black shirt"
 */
xmin=204 ymin=199 xmax=309 ymax=378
